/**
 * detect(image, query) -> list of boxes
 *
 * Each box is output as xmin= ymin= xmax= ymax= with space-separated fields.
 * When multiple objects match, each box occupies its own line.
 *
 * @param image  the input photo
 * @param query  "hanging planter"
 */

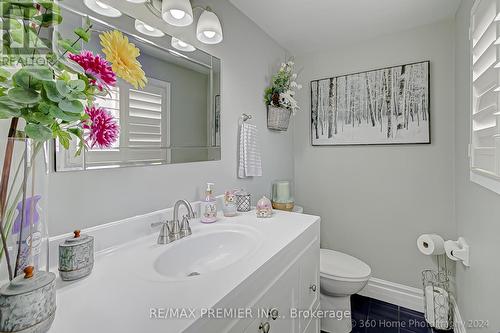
xmin=264 ymin=60 xmax=302 ymax=132
xmin=267 ymin=105 xmax=292 ymax=131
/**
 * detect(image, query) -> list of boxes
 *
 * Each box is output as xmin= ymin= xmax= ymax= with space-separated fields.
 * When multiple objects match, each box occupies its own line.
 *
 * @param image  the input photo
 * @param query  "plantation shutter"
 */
xmin=126 ymin=86 xmax=164 ymax=147
xmin=471 ymin=0 xmax=500 ymax=177
xmin=86 ymin=78 xmax=170 ymax=166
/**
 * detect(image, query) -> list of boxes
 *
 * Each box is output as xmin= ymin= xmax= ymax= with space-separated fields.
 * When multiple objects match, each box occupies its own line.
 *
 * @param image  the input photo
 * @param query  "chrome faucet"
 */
xmin=151 ymin=200 xmax=196 ymax=244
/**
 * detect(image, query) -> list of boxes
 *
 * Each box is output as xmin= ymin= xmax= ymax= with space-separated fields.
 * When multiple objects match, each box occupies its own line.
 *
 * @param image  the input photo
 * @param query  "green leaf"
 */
xmin=57 ymin=39 xmax=80 ymax=54
xmin=48 ymin=104 xmax=81 ymax=122
xmin=12 ymin=69 xmax=41 ymax=90
xmin=10 ymin=0 xmax=34 ymax=7
xmin=33 ymin=12 xmax=62 ymax=27
xmin=0 ymin=103 xmax=21 ymax=119
xmin=38 ymin=1 xmax=60 ymax=13
xmin=0 ymin=96 xmax=22 ymax=109
xmin=9 ymin=28 xmax=24 ymax=44
xmin=23 ymin=66 xmax=53 ymax=81
xmin=68 ymin=127 xmax=83 ymax=137
xmin=31 ymin=112 xmax=54 ymax=125
xmin=8 ymin=87 xmax=40 ymax=104
xmin=0 ymin=18 xmax=22 ymax=30
xmin=68 ymin=79 xmax=85 ymax=92
xmin=55 ymin=80 xmax=69 ymax=96
xmin=25 ymin=123 xmax=53 ymax=141
xmin=74 ymin=27 xmax=90 ymax=43
xmin=0 ymin=68 xmax=11 ymax=79
xmin=58 ymin=99 xmax=83 ymax=114
xmin=43 ymin=81 xmax=62 ymax=103
xmin=67 ymin=91 xmax=86 ymax=101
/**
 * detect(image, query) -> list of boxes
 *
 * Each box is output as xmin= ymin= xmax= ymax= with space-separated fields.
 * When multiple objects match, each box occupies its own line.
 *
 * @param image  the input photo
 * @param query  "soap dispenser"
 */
xmin=201 ymin=183 xmax=217 ymax=223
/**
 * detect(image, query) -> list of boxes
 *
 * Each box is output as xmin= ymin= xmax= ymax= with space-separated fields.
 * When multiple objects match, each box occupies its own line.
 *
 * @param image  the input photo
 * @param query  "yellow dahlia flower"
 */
xmin=100 ymin=30 xmax=147 ymax=89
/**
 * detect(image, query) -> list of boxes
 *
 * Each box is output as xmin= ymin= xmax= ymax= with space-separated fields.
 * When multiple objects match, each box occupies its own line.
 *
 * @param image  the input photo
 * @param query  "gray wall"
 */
xmin=455 ymin=1 xmax=500 ymax=331
xmin=139 ymin=54 xmax=210 ymax=163
xmin=37 ymin=0 xmax=292 ymax=235
xmin=293 ymin=20 xmax=457 ymax=288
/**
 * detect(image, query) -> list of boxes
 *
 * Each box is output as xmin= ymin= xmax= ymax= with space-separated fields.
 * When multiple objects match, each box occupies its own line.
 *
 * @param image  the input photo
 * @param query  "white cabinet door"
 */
xmin=298 ymin=240 xmax=320 ymax=332
xmin=244 ymin=265 xmax=299 ymax=333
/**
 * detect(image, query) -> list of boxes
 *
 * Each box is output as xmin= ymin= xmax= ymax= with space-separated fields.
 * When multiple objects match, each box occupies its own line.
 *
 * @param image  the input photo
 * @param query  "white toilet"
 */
xmin=320 ymin=249 xmax=371 ymax=333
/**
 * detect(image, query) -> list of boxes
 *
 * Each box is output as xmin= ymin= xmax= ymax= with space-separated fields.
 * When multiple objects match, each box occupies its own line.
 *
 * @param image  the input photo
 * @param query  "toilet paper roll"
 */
xmin=417 ymin=234 xmax=446 ymax=256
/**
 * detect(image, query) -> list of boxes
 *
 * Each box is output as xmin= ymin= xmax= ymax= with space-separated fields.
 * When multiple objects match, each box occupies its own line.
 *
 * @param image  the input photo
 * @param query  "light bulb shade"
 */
xmin=135 ymin=19 xmax=165 ymax=37
xmin=126 ymin=0 xmax=147 ymax=3
xmin=196 ymin=10 xmax=223 ymax=44
xmin=171 ymin=37 xmax=196 ymax=52
xmin=162 ymin=0 xmax=193 ymax=27
xmin=84 ymin=0 xmax=122 ymax=17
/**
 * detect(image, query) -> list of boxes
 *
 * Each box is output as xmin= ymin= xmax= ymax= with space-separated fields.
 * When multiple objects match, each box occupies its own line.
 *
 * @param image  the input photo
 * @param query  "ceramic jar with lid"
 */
xmin=256 ymin=196 xmax=273 ymax=218
xmin=58 ymin=230 xmax=94 ymax=281
xmin=0 ymin=266 xmax=56 ymax=333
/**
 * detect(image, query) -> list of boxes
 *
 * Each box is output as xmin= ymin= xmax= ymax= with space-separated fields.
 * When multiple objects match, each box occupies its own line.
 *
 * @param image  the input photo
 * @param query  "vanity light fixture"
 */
xmin=171 ymin=37 xmax=196 ymax=52
xmin=135 ymin=19 xmax=165 ymax=37
xmin=196 ymin=8 xmax=223 ymax=44
xmin=84 ymin=0 xmax=122 ymax=17
xmin=126 ymin=0 xmax=148 ymax=3
xmin=161 ymin=0 xmax=194 ymax=27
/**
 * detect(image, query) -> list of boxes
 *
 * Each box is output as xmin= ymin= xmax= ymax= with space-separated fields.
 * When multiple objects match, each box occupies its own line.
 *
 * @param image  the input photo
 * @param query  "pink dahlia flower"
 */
xmin=83 ymin=106 xmax=119 ymax=149
xmin=68 ymin=50 xmax=116 ymax=91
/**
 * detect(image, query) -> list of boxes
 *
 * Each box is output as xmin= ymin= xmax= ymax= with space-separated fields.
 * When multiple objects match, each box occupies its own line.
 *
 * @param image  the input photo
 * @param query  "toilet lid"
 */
xmin=320 ymin=249 xmax=371 ymax=280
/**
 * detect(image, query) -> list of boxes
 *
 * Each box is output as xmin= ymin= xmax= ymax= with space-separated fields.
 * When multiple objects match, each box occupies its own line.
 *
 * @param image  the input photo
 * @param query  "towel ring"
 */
xmin=241 ymin=113 xmax=252 ymax=122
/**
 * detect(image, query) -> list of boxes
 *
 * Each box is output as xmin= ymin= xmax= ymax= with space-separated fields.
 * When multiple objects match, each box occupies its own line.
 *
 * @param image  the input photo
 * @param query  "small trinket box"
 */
xmin=59 ymin=230 xmax=94 ymax=281
xmin=0 ymin=266 xmax=56 ymax=333
xmin=236 ymin=189 xmax=251 ymax=212
xmin=256 ymin=196 xmax=273 ymax=218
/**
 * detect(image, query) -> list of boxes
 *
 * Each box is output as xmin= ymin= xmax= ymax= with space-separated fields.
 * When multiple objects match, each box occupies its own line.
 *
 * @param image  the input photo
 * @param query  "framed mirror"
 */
xmin=55 ymin=2 xmax=221 ymax=171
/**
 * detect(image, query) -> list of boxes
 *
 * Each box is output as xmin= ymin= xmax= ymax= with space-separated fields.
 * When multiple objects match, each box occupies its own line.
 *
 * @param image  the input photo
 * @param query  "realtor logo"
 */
xmin=0 ymin=1 xmax=57 ymax=66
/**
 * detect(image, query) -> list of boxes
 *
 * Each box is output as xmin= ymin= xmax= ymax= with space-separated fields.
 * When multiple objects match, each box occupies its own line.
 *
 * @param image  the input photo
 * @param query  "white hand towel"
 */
xmin=238 ymin=123 xmax=262 ymax=178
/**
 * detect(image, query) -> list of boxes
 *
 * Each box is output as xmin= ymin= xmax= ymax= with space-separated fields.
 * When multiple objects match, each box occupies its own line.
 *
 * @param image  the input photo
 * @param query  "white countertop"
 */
xmin=48 ymin=210 xmax=319 ymax=333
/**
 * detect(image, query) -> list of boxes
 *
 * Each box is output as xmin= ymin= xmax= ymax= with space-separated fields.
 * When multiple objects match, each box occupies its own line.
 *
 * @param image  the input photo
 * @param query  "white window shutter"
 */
xmin=471 ymin=0 xmax=500 ymax=177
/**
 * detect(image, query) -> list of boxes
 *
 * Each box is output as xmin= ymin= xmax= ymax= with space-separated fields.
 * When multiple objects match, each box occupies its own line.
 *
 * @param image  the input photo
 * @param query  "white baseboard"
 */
xmin=358 ymin=277 xmax=424 ymax=312
xmin=358 ymin=277 xmax=467 ymax=333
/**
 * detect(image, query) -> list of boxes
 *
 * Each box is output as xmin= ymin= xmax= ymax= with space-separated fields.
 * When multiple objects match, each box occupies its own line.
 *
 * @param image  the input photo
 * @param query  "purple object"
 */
xmin=12 ymin=195 xmax=41 ymax=235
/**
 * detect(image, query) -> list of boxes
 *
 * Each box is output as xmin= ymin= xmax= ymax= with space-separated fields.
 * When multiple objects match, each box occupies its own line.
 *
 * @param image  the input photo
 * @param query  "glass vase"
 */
xmin=0 ymin=138 xmax=49 ymax=285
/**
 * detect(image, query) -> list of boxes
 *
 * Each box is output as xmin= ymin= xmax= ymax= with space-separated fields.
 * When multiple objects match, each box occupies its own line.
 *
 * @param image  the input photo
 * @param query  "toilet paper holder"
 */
xmin=445 ymin=237 xmax=470 ymax=267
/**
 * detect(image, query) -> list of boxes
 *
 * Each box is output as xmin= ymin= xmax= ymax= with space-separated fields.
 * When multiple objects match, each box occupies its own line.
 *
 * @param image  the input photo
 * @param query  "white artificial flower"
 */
xmin=291 ymin=73 xmax=297 ymax=80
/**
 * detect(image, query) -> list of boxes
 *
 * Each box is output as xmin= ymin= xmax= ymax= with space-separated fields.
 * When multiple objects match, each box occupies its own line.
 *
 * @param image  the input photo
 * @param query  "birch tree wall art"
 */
xmin=311 ymin=61 xmax=430 ymax=145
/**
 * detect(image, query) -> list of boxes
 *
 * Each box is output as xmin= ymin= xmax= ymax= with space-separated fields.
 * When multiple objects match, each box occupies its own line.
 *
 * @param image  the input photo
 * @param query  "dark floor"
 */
xmin=338 ymin=294 xmax=453 ymax=333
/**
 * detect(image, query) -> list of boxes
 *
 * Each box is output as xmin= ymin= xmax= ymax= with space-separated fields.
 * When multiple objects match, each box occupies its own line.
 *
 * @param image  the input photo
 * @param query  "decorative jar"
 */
xmin=0 ymin=266 xmax=56 ymax=333
xmin=256 ymin=196 xmax=273 ymax=218
xmin=58 ymin=230 xmax=94 ymax=281
xmin=222 ymin=190 xmax=238 ymax=217
xmin=271 ymin=180 xmax=294 ymax=211
xmin=235 ymin=189 xmax=251 ymax=212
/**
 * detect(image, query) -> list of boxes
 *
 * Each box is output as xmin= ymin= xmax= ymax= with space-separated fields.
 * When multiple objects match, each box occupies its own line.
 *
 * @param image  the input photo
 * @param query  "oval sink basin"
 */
xmin=153 ymin=226 xmax=261 ymax=280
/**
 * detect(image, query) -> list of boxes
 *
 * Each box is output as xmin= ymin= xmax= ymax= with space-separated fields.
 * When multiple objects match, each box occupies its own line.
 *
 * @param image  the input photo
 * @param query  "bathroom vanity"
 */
xmin=48 ymin=206 xmax=320 ymax=333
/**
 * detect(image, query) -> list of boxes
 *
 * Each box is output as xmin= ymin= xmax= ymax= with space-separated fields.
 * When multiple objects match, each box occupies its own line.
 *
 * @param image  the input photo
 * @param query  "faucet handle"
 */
xmin=157 ymin=223 xmax=173 ymax=244
xmin=180 ymin=216 xmax=192 ymax=237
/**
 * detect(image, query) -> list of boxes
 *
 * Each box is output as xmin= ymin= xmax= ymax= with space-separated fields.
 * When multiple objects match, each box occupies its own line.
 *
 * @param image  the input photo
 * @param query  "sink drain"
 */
xmin=187 ymin=271 xmax=201 ymax=277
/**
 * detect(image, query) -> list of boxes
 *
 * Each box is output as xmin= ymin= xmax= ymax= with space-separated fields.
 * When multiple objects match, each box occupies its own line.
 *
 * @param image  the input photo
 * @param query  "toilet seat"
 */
xmin=320 ymin=249 xmax=371 ymax=282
